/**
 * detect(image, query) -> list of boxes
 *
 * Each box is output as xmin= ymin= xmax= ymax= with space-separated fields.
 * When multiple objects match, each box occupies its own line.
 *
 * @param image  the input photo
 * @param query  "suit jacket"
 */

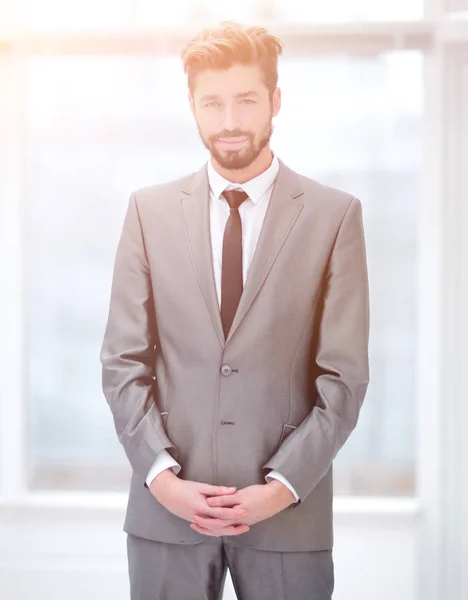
xmin=99 ymin=157 xmax=370 ymax=552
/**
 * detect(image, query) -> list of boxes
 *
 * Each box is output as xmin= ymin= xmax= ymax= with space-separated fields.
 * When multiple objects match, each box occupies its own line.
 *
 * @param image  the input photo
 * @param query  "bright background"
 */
xmin=1 ymin=1 xmax=468 ymax=599
xmin=25 ymin=51 xmax=421 ymax=496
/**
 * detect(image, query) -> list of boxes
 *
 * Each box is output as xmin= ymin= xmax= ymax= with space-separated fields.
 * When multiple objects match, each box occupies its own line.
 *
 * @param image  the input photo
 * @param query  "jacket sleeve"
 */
xmin=100 ymin=192 xmax=177 ymax=487
xmin=261 ymin=196 xmax=370 ymax=505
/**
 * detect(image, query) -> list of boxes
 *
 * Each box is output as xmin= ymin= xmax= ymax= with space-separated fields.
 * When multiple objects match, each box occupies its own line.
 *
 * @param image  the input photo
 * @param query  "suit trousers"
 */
xmin=127 ymin=532 xmax=334 ymax=600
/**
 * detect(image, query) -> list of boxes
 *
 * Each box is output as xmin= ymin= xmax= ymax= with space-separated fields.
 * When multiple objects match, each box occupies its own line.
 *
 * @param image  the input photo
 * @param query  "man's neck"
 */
xmin=210 ymin=147 xmax=274 ymax=184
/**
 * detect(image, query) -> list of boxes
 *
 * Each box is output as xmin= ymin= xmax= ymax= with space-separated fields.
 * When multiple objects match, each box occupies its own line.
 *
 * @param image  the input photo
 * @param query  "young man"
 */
xmin=100 ymin=21 xmax=370 ymax=600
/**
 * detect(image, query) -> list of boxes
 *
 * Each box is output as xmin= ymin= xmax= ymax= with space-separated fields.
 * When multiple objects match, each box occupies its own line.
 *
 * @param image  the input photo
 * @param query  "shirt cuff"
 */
xmin=145 ymin=449 xmax=181 ymax=487
xmin=265 ymin=469 xmax=300 ymax=503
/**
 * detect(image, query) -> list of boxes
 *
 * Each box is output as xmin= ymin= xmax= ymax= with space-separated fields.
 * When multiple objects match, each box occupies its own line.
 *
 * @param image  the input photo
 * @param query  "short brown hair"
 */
xmin=181 ymin=21 xmax=284 ymax=97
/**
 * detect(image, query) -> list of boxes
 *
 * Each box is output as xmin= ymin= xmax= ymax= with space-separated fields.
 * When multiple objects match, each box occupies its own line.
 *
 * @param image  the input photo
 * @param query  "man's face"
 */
xmin=189 ymin=64 xmax=281 ymax=170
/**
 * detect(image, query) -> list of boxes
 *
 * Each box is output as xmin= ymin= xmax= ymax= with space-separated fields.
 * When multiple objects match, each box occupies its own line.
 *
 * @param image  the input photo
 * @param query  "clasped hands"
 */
xmin=149 ymin=469 xmax=296 ymax=537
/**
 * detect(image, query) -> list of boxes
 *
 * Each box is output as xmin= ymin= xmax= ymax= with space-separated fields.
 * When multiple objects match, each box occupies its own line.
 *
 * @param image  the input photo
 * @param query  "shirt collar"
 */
xmin=207 ymin=153 xmax=279 ymax=205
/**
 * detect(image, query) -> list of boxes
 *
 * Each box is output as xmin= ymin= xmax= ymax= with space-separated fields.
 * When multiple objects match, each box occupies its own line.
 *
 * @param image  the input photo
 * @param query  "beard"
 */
xmin=197 ymin=118 xmax=274 ymax=171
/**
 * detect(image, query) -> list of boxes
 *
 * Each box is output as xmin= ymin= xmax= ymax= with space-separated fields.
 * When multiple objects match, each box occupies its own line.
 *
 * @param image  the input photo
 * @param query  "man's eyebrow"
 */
xmin=199 ymin=91 xmax=260 ymax=103
xmin=200 ymin=94 xmax=219 ymax=103
xmin=236 ymin=90 xmax=260 ymax=98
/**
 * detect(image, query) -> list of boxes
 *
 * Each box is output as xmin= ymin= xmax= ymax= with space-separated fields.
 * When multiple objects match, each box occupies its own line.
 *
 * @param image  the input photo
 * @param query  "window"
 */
xmin=25 ymin=51 xmax=421 ymax=495
xmin=5 ymin=0 xmax=426 ymax=29
xmin=273 ymin=0 xmax=424 ymax=22
xmin=23 ymin=0 xmax=130 ymax=29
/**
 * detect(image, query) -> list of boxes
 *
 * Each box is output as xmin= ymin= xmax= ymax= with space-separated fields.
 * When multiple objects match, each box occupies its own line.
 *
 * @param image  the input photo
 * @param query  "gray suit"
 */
xmin=100 ymin=157 xmax=370 ymax=554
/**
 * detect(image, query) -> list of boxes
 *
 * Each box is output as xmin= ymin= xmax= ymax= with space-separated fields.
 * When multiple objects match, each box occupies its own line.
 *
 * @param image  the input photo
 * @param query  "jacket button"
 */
xmin=220 ymin=364 xmax=232 ymax=376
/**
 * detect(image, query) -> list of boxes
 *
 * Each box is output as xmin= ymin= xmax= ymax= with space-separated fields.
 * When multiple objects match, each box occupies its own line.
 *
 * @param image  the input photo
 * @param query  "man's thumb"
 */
xmin=200 ymin=483 xmax=236 ymax=495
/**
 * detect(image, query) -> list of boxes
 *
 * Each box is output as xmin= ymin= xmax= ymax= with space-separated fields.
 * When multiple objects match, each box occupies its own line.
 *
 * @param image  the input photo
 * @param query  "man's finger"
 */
xmin=190 ymin=522 xmax=249 ymax=537
xmin=192 ymin=516 xmax=229 ymax=529
xmin=192 ymin=515 xmax=245 ymax=529
xmin=199 ymin=484 xmax=237 ymax=496
xmin=206 ymin=494 xmax=240 ymax=507
xmin=196 ymin=506 xmax=247 ymax=520
xmin=190 ymin=523 xmax=220 ymax=537
xmin=218 ymin=524 xmax=250 ymax=536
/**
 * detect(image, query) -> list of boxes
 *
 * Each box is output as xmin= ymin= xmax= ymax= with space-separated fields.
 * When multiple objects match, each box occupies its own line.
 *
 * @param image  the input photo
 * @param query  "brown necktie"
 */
xmin=220 ymin=189 xmax=249 ymax=339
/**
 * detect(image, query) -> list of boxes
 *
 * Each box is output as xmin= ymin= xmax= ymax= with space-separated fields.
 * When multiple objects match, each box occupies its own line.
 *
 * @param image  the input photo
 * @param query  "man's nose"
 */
xmin=221 ymin=105 xmax=240 ymax=131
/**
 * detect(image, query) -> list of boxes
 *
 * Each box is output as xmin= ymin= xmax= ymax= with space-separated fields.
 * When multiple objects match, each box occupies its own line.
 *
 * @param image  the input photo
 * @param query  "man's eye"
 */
xmin=205 ymin=101 xmax=221 ymax=108
xmin=241 ymin=99 xmax=255 ymax=104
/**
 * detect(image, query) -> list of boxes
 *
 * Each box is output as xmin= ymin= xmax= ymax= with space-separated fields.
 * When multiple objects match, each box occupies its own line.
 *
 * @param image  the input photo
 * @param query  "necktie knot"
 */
xmin=223 ymin=189 xmax=249 ymax=210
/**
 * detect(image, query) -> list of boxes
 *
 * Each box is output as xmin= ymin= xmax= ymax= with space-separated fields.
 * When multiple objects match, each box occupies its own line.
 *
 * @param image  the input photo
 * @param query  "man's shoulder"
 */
xmin=131 ymin=170 xmax=198 ymax=207
xmin=294 ymin=169 xmax=357 ymax=211
xmin=279 ymin=157 xmax=356 ymax=210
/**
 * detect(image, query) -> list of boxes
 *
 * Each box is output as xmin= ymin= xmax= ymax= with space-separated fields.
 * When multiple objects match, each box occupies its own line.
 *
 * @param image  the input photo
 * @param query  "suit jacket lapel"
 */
xmin=180 ymin=158 xmax=304 ymax=347
xmin=225 ymin=159 xmax=304 ymax=344
xmin=180 ymin=164 xmax=225 ymax=347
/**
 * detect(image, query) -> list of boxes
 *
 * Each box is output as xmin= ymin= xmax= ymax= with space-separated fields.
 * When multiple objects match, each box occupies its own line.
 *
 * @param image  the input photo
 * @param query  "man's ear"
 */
xmin=188 ymin=92 xmax=195 ymax=117
xmin=272 ymin=87 xmax=281 ymax=117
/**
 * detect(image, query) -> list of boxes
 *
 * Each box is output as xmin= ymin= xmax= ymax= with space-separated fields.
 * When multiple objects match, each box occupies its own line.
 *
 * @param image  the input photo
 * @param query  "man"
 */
xmin=100 ymin=20 xmax=370 ymax=600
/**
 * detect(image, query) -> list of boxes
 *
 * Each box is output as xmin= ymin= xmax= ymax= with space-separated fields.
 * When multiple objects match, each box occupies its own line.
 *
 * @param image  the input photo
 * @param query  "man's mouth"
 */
xmin=216 ymin=137 xmax=249 ymax=148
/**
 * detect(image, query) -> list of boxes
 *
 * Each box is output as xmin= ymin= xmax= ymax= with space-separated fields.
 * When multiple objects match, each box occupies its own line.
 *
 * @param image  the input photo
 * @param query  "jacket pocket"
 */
xmin=278 ymin=423 xmax=297 ymax=446
xmin=160 ymin=410 xmax=169 ymax=429
xmin=159 ymin=410 xmax=180 ymax=461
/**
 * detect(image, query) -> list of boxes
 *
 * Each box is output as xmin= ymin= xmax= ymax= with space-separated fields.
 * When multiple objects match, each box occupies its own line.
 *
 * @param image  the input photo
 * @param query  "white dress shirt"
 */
xmin=145 ymin=154 xmax=299 ymax=503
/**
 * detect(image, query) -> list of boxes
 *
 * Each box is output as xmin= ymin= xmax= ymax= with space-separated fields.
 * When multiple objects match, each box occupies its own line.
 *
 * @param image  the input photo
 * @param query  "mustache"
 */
xmin=211 ymin=132 xmax=252 ymax=140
